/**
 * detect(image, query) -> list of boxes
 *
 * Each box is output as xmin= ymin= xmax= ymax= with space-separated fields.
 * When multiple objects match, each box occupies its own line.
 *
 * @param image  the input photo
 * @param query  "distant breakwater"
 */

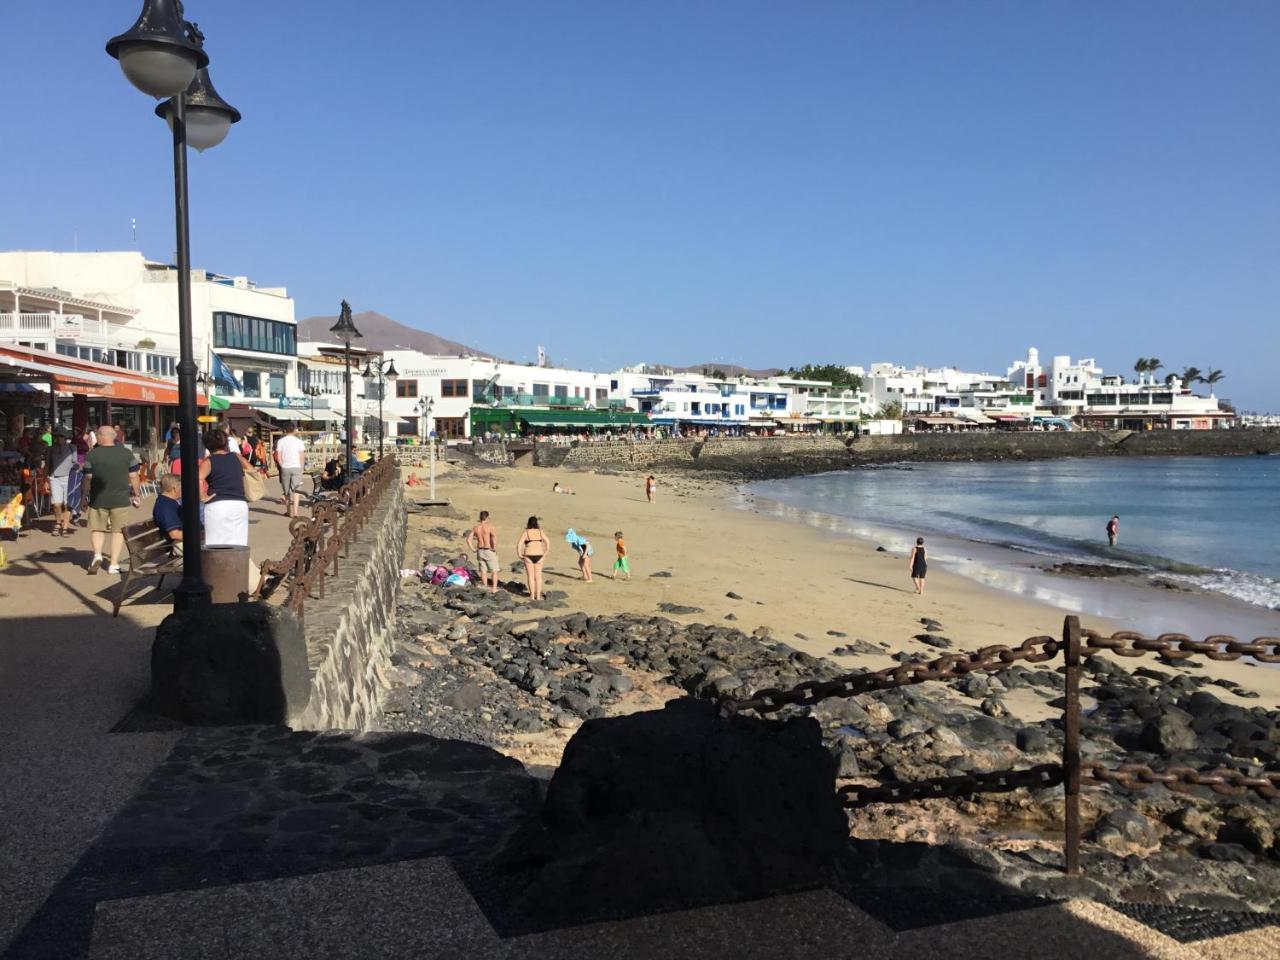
xmin=543 ymin=429 xmax=1280 ymax=479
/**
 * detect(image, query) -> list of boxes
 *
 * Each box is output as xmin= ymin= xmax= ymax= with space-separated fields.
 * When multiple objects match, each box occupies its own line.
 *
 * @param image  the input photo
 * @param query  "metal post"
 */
xmin=343 ymin=343 xmax=353 ymax=483
xmin=378 ymin=369 xmax=384 ymax=460
xmin=1062 ymin=614 xmax=1082 ymax=874
xmin=429 ymin=433 xmax=436 ymax=500
xmin=169 ymin=94 xmax=211 ymax=609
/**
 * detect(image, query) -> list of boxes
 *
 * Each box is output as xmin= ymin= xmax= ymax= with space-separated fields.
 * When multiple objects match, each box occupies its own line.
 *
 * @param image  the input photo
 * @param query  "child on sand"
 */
xmin=565 ymin=528 xmax=593 ymax=582
xmin=612 ymin=531 xmax=631 ymax=581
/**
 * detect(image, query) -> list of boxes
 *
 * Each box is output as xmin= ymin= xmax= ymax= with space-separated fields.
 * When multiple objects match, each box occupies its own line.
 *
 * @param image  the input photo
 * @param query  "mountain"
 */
xmin=661 ymin=362 xmax=783 ymax=378
xmin=296 ymin=310 xmax=493 ymax=358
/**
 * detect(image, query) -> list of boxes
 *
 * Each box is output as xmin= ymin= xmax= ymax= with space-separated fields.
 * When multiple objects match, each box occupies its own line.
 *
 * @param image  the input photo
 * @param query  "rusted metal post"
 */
xmin=1062 ymin=615 xmax=1082 ymax=874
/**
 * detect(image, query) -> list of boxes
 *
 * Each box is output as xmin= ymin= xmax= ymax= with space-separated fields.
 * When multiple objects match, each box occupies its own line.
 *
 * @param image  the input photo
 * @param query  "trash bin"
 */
xmin=202 ymin=544 xmax=251 ymax=603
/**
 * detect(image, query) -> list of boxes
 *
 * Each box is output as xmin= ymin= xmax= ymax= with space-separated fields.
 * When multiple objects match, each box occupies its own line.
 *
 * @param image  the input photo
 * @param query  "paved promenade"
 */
xmin=0 ymin=497 xmax=296 ymax=953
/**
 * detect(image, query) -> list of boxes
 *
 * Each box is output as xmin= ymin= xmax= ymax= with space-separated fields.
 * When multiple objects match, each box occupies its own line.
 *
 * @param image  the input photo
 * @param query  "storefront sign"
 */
xmin=52 ymin=314 xmax=83 ymax=340
xmin=277 ymin=396 xmax=311 ymax=409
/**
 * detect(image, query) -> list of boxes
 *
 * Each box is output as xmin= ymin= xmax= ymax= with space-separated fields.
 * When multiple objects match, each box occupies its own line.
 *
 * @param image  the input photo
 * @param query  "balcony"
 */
xmin=0 ymin=312 xmax=141 ymax=351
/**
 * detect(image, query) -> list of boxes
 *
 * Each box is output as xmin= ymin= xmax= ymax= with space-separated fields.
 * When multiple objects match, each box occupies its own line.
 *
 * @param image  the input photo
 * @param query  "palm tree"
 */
xmin=1146 ymin=357 xmax=1162 ymax=379
xmin=1202 ymin=369 xmax=1225 ymax=395
xmin=1179 ymin=366 xmax=1202 ymax=389
xmin=1133 ymin=357 xmax=1148 ymax=382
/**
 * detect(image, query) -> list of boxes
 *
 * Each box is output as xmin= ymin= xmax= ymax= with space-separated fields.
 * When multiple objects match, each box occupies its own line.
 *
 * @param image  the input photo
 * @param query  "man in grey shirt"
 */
xmin=47 ymin=428 xmax=77 ymax=537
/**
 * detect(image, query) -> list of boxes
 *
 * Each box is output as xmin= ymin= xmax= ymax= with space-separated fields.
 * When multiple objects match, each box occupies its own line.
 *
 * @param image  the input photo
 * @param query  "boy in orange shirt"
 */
xmin=613 ymin=531 xmax=631 ymax=581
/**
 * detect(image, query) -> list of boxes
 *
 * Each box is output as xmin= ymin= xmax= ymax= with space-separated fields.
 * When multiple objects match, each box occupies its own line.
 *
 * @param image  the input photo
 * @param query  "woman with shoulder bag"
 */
xmin=199 ymin=427 xmax=252 ymax=546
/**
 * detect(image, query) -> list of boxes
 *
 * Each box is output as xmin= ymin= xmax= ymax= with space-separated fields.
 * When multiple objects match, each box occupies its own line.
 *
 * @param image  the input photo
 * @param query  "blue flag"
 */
xmin=212 ymin=353 xmax=241 ymax=391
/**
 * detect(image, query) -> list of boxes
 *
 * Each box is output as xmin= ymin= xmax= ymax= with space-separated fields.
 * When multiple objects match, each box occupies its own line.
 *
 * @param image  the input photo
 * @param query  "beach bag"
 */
xmin=444 ymin=573 xmax=467 ymax=587
xmin=243 ymin=468 xmax=266 ymax=503
xmin=431 ymin=567 xmax=449 ymax=585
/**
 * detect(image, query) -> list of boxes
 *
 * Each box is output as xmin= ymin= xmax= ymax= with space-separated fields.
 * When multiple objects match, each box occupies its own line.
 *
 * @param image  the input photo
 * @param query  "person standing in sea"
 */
xmin=909 ymin=537 xmax=928 ymax=595
xmin=1107 ymin=515 xmax=1120 ymax=547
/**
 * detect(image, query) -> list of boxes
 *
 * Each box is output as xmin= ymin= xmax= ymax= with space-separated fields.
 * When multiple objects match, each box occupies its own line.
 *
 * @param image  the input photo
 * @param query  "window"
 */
xmin=242 ymin=371 xmax=261 ymax=397
xmin=554 ymin=384 xmax=569 ymax=399
xmin=610 ymin=380 xmax=619 ymax=390
xmin=441 ymin=378 xmax=468 ymax=398
xmin=212 ymin=312 xmax=297 ymax=356
xmin=735 ymin=404 xmax=745 ymax=416
xmin=268 ymin=373 xmax=285 ymax=398
xmin=532 ymin=383 xmax=549 ymax=398
xmin=596 ymin=388 xmax=608 ymax=403
xmin=396 ymin=379 xmax=418 ymax=398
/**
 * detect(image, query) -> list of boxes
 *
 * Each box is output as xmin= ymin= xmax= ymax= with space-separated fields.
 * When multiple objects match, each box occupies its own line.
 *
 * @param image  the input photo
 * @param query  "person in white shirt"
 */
xmin=273 ymin=422 xmax=307 ymax=518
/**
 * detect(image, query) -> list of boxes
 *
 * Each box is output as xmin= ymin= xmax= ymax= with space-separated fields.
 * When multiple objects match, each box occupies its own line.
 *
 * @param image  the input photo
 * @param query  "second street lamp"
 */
xmin=107 ymin=0 xmax=240 ymax=610
xmin=329 ymin=302 xmax=362 ymax=481
xmin=361 ymin=359 xmax=398 ymax=459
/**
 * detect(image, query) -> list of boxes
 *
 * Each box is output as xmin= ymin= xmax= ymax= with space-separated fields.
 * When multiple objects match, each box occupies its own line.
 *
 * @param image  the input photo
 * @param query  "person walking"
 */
xmin=199 ymin=428 xmax=250 ymax=546
xmin=908 ymin=537 xmax=928 ymax=595
xmin=565 ymin=528 xmax=593 ymax=582
xmin=1106 ymin=515 xmax=1120 ymax=547
xmin=47 ymin=429 xmax=76 ymax=537
xmin=273 ymin=422 xmax=306 ymax=518
xmin=644 ymin=474 xmax=657 ymax=504
xmin=516 ymin=516 xmax=549 ymax=601
xmin=465 ymin=510 xmax=500 ymax=595
xmin=612 ymin=530 xmax=631 ymax=581
xmin=81 ymin=425 xmax=141 ymax=574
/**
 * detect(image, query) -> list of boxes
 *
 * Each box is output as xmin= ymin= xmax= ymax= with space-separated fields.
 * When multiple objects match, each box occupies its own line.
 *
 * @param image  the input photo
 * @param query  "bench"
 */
xmin=113 ymin=520 xmax=184 ymax=617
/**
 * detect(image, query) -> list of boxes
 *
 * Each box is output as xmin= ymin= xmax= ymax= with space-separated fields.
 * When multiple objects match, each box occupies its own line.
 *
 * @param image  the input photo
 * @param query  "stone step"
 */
xmin=88 ymin=858 xmax=505 ymax=960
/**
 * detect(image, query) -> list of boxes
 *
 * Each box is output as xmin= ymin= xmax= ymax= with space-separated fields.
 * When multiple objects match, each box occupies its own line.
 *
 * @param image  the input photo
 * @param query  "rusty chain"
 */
xmin=840 ymin=764 xmax=1064 ymax=808
xmin=1083 ymin=763 xmax=1280 ymax=800
xmin=718 ymin=635 xmax=1061 ymax=717
xmin=1081 ymin=628 xmax=1280 ymax=664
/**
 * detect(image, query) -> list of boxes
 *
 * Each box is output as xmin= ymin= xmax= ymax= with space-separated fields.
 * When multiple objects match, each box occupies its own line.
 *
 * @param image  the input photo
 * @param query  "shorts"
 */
xmin=89 ymin=506 xmax=131 ymax=533
xmin=280 ymin=466 xmax=304 ymax=495
xmin=477 ymin=549 xmax=499 ymax=575
xmin=614 ymin=557 xmax=630 ymax=574
xmin=49 ymin=475 xmax=69 ymax=505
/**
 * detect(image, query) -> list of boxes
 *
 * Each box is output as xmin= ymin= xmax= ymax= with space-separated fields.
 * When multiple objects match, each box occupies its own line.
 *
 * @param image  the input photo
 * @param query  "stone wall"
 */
xmin=1119 ymin=428 xmax=1280 ymax=457
xmin=289 ymin=475 xmax=407 ymax=731
xmin=846 ymin=431 xmax=1119 ymax=464
xmin=560 ymin=440 xmax=695 ymax=469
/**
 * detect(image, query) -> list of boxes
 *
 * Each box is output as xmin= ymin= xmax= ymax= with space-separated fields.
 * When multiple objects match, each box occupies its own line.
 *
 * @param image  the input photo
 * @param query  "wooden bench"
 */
xmin=113 ymin=520 xmax=184 ymax=617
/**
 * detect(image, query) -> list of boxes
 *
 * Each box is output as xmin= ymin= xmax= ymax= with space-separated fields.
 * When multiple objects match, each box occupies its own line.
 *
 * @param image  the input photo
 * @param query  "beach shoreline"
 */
xmin=410 ymin=458 xmax=1280 ymax=712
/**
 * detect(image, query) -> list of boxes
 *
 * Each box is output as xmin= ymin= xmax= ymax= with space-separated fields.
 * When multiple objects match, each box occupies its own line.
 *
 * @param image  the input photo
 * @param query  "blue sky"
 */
xmin=2 ymin=2 xmax=1278 ymax=408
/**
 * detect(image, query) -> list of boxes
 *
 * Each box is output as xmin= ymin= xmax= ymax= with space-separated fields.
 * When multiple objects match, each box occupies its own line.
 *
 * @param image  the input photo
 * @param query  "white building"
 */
xmin=0 ymin=251 xmax=298 ymax=406
xmin=609 ymin=366 xmax=798 ymax=432
xmin=862 ymin=362 xmax=1004 ymax=416
xmin=379 ymin=352 xmax=617 ymax=440
xmin=1007 ymin=347 xmax=1230 ymax=429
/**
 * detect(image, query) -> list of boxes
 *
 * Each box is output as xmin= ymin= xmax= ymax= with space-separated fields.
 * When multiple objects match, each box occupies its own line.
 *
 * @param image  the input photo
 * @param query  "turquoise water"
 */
xmin=746 ymin=456 xmax=1280 ymax=610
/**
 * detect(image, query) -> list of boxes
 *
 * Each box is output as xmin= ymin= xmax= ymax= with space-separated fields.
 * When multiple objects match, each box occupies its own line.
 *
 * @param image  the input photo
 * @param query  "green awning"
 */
xmin=519 ymin=409 xmax=649 ymax=427
xmin=207 ymin=395 xmax=231 ymax=411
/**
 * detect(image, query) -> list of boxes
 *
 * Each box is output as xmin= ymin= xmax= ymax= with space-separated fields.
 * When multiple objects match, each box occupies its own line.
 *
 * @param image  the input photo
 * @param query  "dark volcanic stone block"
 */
xmin=512 ymin=698 xmax=846 ymax=919
xmin=150 ymin=602 xmax=308 ymax=725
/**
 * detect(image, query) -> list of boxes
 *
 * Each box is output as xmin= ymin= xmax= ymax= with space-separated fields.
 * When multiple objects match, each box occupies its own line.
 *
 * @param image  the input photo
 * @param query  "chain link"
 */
xmin=718 ymin=635 xmax=1061 ymax=717
xmin=1081 ymin=628 xmax=1280 ymax=664
xmin=1082 ymin=763 xmax=1280 ymax=800
xmin=840 ymin=764 xmax=1064 ymax=808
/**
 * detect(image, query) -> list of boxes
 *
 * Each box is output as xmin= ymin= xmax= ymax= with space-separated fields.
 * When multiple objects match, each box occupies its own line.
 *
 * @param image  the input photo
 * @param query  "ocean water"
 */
xmin=745 ymin=456 xmax=1280 ymax=611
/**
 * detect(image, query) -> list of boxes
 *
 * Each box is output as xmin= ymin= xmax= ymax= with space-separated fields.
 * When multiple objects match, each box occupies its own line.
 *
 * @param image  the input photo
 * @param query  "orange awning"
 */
xmin=0 ymin=344 xmax=206 ymax=405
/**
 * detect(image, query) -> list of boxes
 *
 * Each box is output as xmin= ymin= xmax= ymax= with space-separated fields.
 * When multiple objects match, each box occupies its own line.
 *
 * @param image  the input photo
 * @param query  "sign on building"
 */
xmin=53 ymin=314 xmax=83 ymax=340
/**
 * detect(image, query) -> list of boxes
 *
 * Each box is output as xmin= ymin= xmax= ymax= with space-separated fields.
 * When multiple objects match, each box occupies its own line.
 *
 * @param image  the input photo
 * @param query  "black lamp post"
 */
xmin=361 ymin=358 xmax=398 ymax=459
xmin=107 ymin=0 xmax=240 ymax=611
xmin=330 ymin=301 xmax=361 ymax=480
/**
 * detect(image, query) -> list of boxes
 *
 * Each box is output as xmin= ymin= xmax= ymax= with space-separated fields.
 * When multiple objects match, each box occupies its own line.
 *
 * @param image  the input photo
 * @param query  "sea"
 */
xmin=743 ymin=456 xmax=1280 ymax=623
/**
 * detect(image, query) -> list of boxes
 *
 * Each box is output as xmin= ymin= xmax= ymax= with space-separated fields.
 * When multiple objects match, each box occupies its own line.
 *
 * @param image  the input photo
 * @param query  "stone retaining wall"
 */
xmin=548 ymin=429 xmax=1279 ymax=475
xmin=289 ymin=475 xmax=407 ymax=731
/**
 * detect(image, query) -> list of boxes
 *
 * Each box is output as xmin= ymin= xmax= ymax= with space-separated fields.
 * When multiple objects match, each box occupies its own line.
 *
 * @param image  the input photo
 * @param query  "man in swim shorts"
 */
xmin=465 ymin=510 xmax=500 ymax=594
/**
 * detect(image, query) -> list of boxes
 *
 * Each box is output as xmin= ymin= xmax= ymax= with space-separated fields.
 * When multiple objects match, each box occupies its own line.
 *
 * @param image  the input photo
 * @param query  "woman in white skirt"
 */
xmin=198 ymin=427 xmax=250 ymax=546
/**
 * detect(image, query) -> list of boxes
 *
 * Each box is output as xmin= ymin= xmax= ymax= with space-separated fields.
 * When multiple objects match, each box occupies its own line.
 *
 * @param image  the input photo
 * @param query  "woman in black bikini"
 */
xmin=517 ymin=515 xmax=549 ymax=601
xmin=908 ymin=537 xmax=928 ymax=595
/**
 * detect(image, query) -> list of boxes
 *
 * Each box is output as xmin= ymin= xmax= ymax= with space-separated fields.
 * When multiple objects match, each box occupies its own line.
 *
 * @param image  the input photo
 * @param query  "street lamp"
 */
xmin=107 ymin=0 xmax=240 ymax=611
xmin=361 ymin=358 xmax=398 ymax=459
xmin=415 ymin=397 xmax=435 ymax=500
xmin=329 ymin=301 xmax=361 ymax=480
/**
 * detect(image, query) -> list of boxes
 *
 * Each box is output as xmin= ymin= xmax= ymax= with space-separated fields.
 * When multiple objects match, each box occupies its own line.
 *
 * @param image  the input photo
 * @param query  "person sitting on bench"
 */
xmin=152 ymin=474 xmax=203 ymax=553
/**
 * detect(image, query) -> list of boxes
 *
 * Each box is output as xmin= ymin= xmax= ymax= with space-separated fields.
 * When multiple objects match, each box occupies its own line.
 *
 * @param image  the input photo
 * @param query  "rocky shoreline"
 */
xmin=381 ymin=523 xmax=1280 ymax=914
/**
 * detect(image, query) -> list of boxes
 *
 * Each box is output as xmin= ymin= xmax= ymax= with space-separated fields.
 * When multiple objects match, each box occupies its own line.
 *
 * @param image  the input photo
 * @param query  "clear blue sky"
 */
xmin=3 ymin=2 xmax=1277 ymax=409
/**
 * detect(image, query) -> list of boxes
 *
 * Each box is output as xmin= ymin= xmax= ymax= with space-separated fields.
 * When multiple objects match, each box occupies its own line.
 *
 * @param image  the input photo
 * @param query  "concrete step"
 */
xmin=88 ymin=858 xmax=505 ymax=960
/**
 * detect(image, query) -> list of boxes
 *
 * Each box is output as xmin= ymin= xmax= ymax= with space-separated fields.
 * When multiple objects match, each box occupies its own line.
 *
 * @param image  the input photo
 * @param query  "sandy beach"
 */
xmin=408 ymin=458 xmax=1280 ymax=714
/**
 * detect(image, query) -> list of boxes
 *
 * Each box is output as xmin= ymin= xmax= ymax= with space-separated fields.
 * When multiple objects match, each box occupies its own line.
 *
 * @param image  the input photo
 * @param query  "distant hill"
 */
xmin=296 ymin=310 xmax=493 ymax=358
xmin=662 ymin=362 xmax=783 ymax=378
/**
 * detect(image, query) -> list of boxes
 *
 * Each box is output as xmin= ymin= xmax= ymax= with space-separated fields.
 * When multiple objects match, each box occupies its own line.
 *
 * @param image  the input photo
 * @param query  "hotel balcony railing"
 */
xmin=0 ymin=312 xmax=156 ymax=351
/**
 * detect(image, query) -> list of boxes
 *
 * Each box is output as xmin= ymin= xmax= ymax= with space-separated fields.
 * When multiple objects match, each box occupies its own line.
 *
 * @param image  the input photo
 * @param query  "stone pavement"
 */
xmin=0 ymin=495 xmax=298 ymax=953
